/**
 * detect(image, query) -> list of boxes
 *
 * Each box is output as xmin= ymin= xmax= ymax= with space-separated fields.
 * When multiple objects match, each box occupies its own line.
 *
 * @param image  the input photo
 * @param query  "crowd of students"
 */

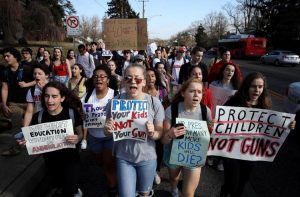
xmin=0 ymin=44 xmax=296 ymax=197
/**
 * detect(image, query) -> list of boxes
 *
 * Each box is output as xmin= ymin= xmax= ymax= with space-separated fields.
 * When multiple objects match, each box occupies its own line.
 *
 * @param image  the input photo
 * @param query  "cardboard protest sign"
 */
xmin=22 ymin=119 xmax=75 ymax=155
xmin=103 ymin=19 xmax=148 ymax=50
xmin=82 ymin=103 xmax=106 ymax=128
xmin=170 ymin=118 xmax=210 ymax=167
xmin=208 ymin=106 xmax=296 ymax=161
xmin=111 ymin=99 xmax=148 ymax=142
xmin=210 ymin=84 xmax=236 ymax=118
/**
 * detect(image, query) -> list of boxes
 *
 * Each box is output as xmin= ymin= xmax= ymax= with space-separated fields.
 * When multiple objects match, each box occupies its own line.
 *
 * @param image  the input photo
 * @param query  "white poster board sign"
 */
xmin=22 ymin=119 xmax=75 ymax=155
xmin=111 ymin=99 xmax=148 ymax=142
xmin=207 ymin=106 xmax=295 ymax=161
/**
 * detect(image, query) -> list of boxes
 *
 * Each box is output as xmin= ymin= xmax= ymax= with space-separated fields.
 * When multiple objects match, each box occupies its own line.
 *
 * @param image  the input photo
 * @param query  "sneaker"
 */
xmin=171 ymin=187 xmax=179 ymax=197
xmin=216 ymin=162 xmax=224 ymax=171
xmin=74 ymin=188 xmax=83 ymax=197
xmin=1 ymin=146 xmax=20 ymax=157
xmin=154 ymin=172 xmax=161 ymax=185
xmin=81 ymin=139 xmax=87 ymax=150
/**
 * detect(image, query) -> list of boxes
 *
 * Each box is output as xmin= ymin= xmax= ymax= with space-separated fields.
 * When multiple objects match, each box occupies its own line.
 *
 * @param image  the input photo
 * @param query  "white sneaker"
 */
xmin=81 ymin=139 xmax=87 ymax=150
xmin=74 ymin=188 xmax=83 ymax=197
xmin=154 ymin=172 xmax=161 ymax=185
xmin=171 ymin=187 xmax=179 ymax=197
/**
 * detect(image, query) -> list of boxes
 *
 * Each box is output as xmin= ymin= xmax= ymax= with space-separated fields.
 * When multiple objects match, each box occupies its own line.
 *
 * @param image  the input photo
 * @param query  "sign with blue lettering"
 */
xmin=169 ymin=118 xmax=210 ymax=167
xmin=82 ymin=103 xmax=107 ymax=128
xmin=111 ymin=99 xmax=149 ymax=142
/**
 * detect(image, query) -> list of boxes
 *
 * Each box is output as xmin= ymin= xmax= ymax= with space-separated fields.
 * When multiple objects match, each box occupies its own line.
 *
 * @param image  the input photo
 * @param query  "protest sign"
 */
xmin=82 ymin=103 xmax=106 ymax=128
xmin=103 ymin=19 xmax=148 ymax=50
xmin=111 ymin=99 xmax=148 ymax=142
xmin=210 ymin=84 xmax=236 ymax=118
xmin=22 ymin=119 xmax=75 ymax=155
xmin=207 ymin=106 xmax=296 ymax=161
xmin=170 ymin=118 xmax=210 ymax=167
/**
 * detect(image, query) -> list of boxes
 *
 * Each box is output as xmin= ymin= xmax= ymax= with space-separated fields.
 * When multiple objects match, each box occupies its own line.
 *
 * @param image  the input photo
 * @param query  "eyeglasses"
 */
xmin=124 ymin=76 xmax=143 ymax=84
xmin=93 ymin=75 xmax=108 ymax=80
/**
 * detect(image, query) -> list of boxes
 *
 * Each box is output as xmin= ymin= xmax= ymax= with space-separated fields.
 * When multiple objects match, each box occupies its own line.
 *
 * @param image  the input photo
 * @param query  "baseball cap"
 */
xmin=133 ymin=54 xmax=145 ymax=62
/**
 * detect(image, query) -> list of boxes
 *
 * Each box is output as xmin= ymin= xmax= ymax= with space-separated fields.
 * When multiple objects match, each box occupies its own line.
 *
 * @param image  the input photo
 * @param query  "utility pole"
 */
xmin=138 ymin=0 xmax=149 ymax=18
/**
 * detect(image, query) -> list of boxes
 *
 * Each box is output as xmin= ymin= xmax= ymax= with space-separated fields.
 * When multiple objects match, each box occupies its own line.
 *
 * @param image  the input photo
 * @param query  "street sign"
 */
xmin=66 ymin=16 xmax=80 ymax=36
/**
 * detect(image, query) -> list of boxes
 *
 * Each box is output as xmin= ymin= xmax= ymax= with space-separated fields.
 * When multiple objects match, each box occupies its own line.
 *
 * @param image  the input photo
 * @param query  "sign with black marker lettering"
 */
xmin=22 ymin=119 xmax=75 ymax=155
xmin=83 ymin=103 xmax=106 ymax=128
xmin=207 ymin=106 xmax=295 ymax=161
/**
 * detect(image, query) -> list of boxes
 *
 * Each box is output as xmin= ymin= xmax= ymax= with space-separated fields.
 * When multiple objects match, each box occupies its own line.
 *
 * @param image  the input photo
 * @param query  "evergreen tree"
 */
xmin=106 ymin=0 xmax=139 ymax=19
xmin=195 ymin=24 xmax=208 ymax=48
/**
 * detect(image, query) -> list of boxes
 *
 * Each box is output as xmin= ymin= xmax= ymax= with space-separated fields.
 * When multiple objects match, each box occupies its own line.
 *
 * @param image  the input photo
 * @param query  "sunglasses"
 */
xmin=124 ymin=76 xmax=143 ymax=84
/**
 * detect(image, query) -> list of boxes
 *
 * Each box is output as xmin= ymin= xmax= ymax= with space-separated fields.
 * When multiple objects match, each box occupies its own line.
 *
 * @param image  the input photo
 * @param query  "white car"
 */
xmin=261 ymin=50 xmax=300 ymax=66
xmin=283 ymin=82 xmax=300 ymax=114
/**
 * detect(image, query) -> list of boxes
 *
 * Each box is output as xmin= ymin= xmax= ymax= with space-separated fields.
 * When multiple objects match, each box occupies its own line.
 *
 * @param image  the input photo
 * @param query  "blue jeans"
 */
xmin=116 ymin=158 xmax=156 ymax=197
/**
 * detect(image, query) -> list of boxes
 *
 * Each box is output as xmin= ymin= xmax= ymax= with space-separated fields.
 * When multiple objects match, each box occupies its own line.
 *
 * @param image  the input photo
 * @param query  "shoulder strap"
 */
xmin=68 ymin=108 xmax=75 ymax=126
xmin=30 ymin=86 xmax=35 ymax=100
xmin=151 ymin=96 xmax=155 ymax=111
xmin=171 ymin=102 xmax=178 ymax=127
xmin=200 ymin=103 xmax=207 ymax=121
xmin=84 ymin=89 xmax=94 ymax=103
xmin=38 ymin=109 xmax=44 ymax=124
xmin=113 ymin=90 xmax=119 ymax=96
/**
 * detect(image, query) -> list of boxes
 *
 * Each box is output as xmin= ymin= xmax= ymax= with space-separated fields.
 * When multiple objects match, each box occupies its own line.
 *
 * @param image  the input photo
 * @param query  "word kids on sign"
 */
xmin=111 ymin=99 xmax=148 ymax=142
xmin=83 ymin=103 xmax=106 ymax=128
xmin=22 ymin=119 xmax=75 ymax=155
xmin=208 ymin=106 xmax=296 ymax=161
xmin=170 ymin=118 xmax=210 ymax=167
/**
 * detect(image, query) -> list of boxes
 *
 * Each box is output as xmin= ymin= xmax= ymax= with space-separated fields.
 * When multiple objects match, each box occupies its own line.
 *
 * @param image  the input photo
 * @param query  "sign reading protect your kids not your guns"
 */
xmin=82 ymin=103 xmax=106 ymax=128
xmin=111 ymin=99 xmax=148 ymax=142
xmin=207 ymin=106 xmax=295 ymax=161
xmin=22 ymin=119 xmax=75 ymax=155
xmin=170 ymin=118 xmax=210 ymax=167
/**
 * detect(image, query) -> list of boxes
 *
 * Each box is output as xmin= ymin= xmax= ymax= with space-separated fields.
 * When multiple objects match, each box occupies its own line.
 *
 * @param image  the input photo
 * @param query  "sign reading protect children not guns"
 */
xmin=111 ymin=99 xmax=149 ymax=142
xmin=22 ymin=119 xmax=75 ymax=155
xmin=207 ymin=106 xmax=295 ymax=161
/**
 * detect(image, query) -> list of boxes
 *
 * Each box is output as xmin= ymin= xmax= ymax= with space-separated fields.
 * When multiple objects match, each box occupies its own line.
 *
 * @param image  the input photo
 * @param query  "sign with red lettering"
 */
xmin=22 ymin=119 xmax=75 ymax=155
xmin=111 ymin=99 xmax=149 ymax=142
xmin=207 ymin=106 xmax=295 ymax=161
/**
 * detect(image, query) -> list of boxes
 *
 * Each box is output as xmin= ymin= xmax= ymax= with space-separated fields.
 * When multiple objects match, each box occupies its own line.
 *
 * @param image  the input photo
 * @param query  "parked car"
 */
xmin=260 ymin=50 xmax=300 ymax=66
xmin=283 ymin=82 xmax=300 ymax=114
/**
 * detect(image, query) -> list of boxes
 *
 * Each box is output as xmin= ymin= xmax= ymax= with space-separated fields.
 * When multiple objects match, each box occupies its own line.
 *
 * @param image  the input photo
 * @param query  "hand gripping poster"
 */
xmin=170 ymin=118 xmax=210 ymax=167
xmin=111 ymin=99 xmax=149 ymax=142
xmin=22 ymin=119 xmax=75 ymax=155
xmin=207 ymin=106 xmax=296 ymax=161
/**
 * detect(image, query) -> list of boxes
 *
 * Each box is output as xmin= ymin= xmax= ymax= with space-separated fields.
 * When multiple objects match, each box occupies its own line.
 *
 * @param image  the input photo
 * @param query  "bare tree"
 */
xmin=79 ymin=15 xmax=102 ymax=42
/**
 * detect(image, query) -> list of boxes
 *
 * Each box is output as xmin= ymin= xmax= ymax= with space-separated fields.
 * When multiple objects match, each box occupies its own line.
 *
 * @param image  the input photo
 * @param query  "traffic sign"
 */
xmin=66 ymin=16 xmax=80 ymax=36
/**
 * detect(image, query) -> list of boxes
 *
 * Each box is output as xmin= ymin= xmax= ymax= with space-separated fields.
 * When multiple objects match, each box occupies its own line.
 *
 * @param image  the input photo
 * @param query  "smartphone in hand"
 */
xmin=14 ymin=131 xmax=24 ymax=140
xmin=175 ymin=123 xmax=185 ymax=139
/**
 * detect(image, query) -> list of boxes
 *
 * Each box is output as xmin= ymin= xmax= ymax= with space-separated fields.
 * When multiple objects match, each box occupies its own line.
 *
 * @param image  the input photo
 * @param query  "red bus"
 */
xmin=218 ymin=34 xmax=267 ymax=58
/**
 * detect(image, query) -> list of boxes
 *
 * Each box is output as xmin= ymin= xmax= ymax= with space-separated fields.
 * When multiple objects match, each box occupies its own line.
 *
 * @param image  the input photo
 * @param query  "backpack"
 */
xmin=171 ymin=102 xmax=207 ymax=127
xmin=38 ymin=108 xmax=75 ymax=126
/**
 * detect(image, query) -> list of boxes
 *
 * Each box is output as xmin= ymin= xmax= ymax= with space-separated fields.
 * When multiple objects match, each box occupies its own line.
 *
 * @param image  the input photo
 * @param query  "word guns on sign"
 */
xmin=207 ymin=106 xmax=296 ymax=162
xmin=22 ymin=119 xmax=75 ymax=155
xmin=111 ymin=99 xmax=148 ymax=142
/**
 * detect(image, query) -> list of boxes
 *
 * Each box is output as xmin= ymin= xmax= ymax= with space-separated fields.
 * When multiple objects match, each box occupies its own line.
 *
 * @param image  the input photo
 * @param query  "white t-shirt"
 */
xmin=76 ymin=52 xmax=95 ymax=78
xmin=26 ymin=85 xmax=43 ymax=112
xmin=168 ymin=58 xmax=188 ymax=85
xmin=81 ymin=88 xmax=115 ymax=138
